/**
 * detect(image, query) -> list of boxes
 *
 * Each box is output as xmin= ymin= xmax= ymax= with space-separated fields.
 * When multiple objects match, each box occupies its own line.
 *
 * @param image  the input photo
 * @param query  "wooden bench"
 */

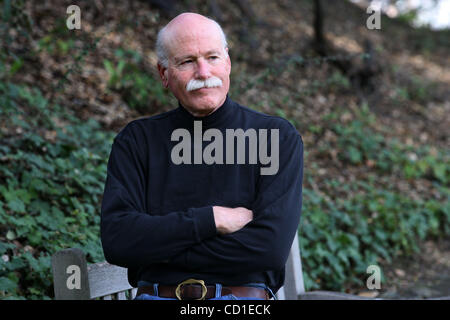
xmin=51 ymin=233 xmax=381 ymax=300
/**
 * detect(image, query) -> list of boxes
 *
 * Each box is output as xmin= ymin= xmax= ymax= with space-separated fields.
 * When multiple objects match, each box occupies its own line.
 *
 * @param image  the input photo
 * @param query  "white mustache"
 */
xmin=186 ymin=77 xmax=223 ymax=92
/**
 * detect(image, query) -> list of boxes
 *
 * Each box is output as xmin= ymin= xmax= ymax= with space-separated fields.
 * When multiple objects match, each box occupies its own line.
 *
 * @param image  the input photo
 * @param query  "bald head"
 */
xmin=155 ymin=12 xmax=232 ymax=115
xmin=156 ymin=13 xmax=228 ymax=68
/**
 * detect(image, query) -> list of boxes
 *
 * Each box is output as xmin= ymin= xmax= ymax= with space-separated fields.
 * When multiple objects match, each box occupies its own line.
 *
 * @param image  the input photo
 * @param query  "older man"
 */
xmin=100 ymin=12 xmax=303 ymax=300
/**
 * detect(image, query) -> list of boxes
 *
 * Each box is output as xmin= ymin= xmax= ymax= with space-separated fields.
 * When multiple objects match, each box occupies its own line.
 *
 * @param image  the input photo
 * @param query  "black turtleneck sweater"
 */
xmin=100 ymin=96 xmax=303 ymax=293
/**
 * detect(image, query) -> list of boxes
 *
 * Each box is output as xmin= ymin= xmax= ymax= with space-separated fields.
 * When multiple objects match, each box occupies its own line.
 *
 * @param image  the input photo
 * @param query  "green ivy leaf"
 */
xmin=0 ymin=277 xmax=17 ymax=292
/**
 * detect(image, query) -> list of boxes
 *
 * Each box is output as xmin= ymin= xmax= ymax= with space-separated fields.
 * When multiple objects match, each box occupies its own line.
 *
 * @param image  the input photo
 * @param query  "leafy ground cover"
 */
xmin=0 ymin=83 xmax=114 ymax=299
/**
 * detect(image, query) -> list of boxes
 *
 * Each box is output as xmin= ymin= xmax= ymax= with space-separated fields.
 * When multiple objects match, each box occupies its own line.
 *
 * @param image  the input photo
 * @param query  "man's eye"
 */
xmin=208 ymin=56 xmax=219 ymax=60
xmin=181 ymin=60 xmax=192 ymax=65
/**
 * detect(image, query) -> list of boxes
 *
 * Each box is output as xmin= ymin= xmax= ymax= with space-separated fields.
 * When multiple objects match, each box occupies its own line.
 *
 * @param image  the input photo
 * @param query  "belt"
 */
xmin=136 ymin=281 xmax=269 ymax=300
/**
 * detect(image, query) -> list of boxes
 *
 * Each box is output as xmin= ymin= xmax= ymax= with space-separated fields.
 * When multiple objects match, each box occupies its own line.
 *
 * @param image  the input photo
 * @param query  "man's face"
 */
xmin=158 ymin=24 xmax=231 ymax=117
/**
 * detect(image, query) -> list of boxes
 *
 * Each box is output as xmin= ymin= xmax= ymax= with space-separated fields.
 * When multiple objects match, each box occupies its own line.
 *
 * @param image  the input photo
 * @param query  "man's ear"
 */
xmin=157 ymin=63 xmax=169 ymax=88
xmin=225 ymin=47 xmax=231 ymax=72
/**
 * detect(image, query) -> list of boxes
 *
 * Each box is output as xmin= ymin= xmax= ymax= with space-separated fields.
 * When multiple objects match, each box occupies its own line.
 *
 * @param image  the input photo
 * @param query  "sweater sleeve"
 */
xmin=169 ymin=131 xmax=304 ymax=274
xmin=100 ymin=131 xmax=217 ymax=269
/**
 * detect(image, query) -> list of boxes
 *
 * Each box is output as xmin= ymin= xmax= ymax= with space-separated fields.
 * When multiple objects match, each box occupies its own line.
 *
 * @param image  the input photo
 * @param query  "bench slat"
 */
xmin=116 ymin=291 xmax=126 ymax=300
xmin=130 ymin=288 xmax=138 ymax=300
xmin=275 ymin=286 xmax=286 ymax=300
xmin=298 ymin=291 xmax=376 ymax=300
xmin=88 ymin=261 xmax=133 ymax=299
xmin=51 ymin=248 xmax=91 ymax=300
xmin=283 ymin=232 xmax=305 ymax=299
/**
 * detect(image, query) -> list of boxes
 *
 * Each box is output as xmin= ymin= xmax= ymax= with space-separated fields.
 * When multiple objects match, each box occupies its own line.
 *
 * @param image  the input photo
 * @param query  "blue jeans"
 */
xmin=134 ymin=282 xmax=276 ymax=300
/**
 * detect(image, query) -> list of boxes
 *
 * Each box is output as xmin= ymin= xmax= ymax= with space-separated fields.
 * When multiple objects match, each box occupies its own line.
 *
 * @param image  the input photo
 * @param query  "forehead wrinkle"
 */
xmin=175 ymin=47 xmax=223 ymax=59
xmin=167 ymin=31 xmax=224 ymax=62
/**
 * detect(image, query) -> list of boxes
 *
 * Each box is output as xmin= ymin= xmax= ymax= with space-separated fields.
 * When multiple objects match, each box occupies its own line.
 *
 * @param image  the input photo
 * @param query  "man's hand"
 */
xmin=213 ymin=206 xmax=253 ymax=235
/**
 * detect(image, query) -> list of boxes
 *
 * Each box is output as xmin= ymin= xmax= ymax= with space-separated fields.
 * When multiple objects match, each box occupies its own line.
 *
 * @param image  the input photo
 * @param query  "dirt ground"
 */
xmin=356 ymin=238 xmax=450 ymax=299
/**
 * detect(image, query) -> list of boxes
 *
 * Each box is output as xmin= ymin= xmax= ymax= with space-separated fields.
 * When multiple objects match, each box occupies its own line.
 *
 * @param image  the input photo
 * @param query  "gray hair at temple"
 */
xmin=155 ymin=17 xmax=229 ymax=68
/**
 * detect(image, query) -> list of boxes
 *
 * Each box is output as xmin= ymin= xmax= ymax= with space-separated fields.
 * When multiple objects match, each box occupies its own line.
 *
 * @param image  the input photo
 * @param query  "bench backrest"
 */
xmin=52 ymin=232 xmax=388 ymax=300
xmin=51 ymin=233 xmax=304 ymax=300
xmin=52 ymin=247 xmax=136 ymax=300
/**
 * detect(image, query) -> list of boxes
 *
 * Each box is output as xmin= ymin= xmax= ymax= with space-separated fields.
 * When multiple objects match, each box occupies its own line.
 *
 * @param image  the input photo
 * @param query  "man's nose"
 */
xmin=195 ymin=58 xmax=212 ymax=80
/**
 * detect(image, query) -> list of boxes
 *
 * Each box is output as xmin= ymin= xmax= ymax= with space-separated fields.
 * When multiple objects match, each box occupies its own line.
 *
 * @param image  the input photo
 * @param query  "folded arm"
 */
xmin=100 ymin=134 xmax=218 ymax=269
xmin=169 ymin=132 xmax=304 ymax=274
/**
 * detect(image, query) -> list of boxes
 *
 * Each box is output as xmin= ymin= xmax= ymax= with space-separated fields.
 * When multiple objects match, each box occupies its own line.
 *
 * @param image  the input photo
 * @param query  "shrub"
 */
xmin=300 ymin=179 xmax=450 ymax=291
xmin=0 ymin=82 xmax=115 ymax=299
xmin=103 ymin=48 xmax=172 ymax=112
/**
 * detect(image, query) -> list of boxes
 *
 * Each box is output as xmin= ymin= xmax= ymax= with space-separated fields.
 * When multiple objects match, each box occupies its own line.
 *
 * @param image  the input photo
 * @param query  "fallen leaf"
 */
xmin=358 ymin=291 xmax=379 ymax=298
xmin=395 ymin=269 xmax=406 ymax=277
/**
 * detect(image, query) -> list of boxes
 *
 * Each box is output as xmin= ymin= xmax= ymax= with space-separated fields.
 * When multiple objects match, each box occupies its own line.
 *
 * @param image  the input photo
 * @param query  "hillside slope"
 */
xmin=0 ymin=0 xmax=449 ymax=299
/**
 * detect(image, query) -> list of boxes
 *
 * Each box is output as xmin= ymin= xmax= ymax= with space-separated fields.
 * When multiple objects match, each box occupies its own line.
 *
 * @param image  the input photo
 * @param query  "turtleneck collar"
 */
xmin=175 ymin=95 xmax=235 ymax=130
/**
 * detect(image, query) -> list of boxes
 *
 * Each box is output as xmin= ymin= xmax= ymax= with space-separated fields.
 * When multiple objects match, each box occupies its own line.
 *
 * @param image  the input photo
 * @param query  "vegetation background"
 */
xmin=0 ymin=0 xmax=449 ymax=299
